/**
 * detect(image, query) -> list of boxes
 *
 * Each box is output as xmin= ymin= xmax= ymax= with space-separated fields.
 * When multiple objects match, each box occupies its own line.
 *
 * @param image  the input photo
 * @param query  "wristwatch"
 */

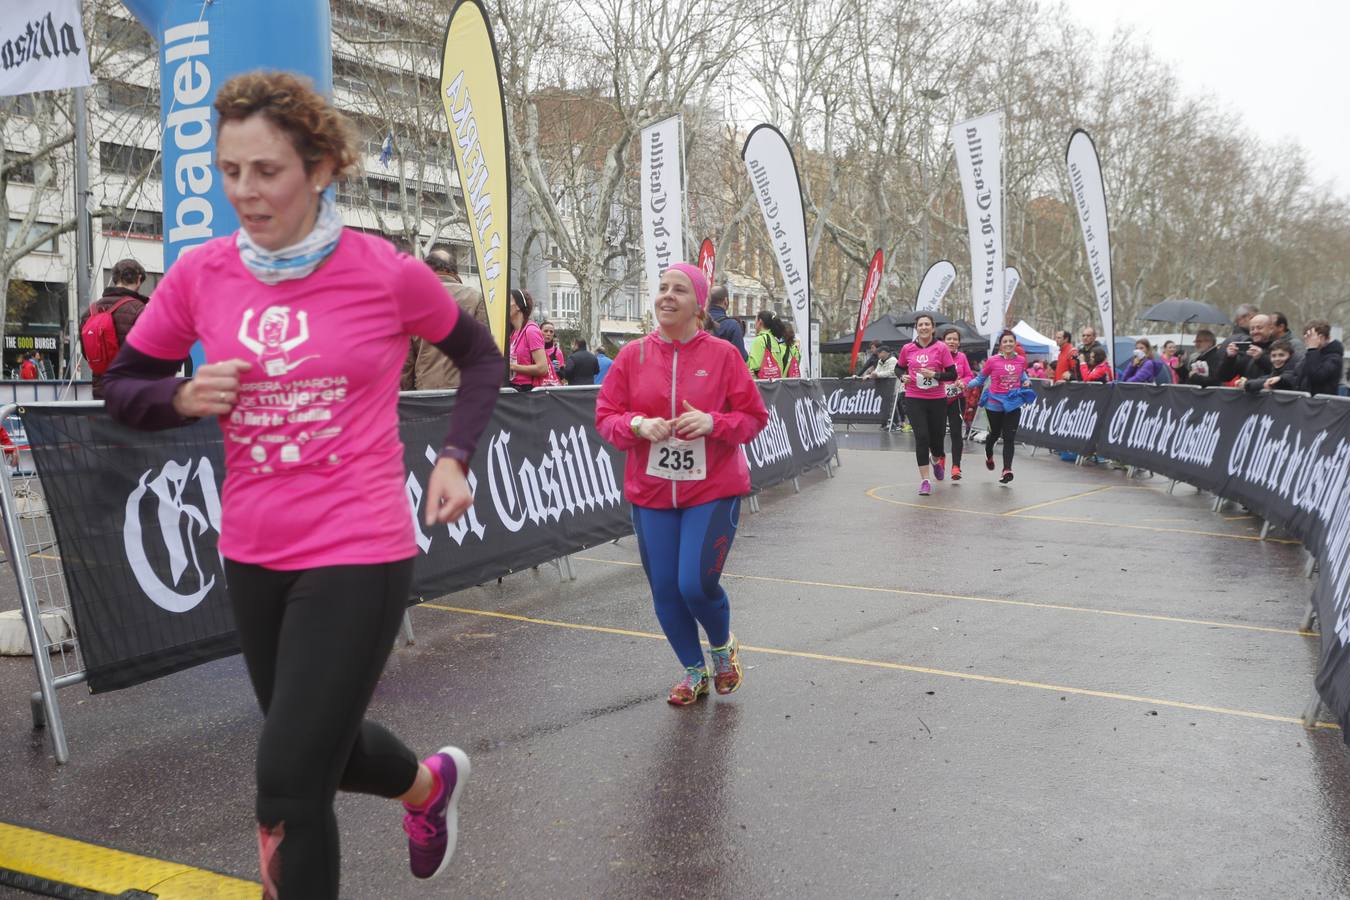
xmin=630 ymin=415 xmax=645 ymax=436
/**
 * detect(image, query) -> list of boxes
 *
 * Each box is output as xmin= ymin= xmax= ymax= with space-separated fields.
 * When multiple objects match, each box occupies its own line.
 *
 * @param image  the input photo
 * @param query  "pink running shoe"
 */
xmin=918 ymin=479 xmax=932 ymax=496
xmin=403 ymin=746 xmax=471 ymax=880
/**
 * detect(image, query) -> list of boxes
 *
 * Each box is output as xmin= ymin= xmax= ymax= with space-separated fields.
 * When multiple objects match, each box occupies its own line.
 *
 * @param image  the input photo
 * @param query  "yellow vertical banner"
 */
xmin=440 ymin=0 xmax=510 ymax=352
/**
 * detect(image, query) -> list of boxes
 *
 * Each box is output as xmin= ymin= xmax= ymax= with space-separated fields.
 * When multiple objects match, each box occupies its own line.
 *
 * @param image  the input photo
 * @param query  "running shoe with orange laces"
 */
xmin=709 ymin=634 xmax=743 ymax=695
xmin=668 ymin=666 xmax=710 ymax=706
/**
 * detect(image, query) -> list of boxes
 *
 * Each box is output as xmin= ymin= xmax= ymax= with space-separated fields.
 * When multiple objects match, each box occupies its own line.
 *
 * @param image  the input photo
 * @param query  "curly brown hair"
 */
xmin=213 ymin=71 xmax=360 ymax=179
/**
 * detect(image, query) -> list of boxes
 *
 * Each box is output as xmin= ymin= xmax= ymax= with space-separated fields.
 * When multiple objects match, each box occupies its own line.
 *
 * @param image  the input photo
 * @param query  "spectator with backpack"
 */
xmin=81 ymin=258 xmax=150 ymax=397
xmin=706 ymin=286 xmax=747 ymax=361
xmin=747 ymin=310 xmax=787 ymax=380
xmin=1121 ymin=339 xmax=1168 ymax=384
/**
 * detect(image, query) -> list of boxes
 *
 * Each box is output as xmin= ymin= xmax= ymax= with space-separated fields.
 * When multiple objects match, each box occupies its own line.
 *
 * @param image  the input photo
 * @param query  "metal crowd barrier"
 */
xmin=0 ymin=380 xmax=94 ymax=405
xmin=0 ymin=403 xmax=82 ymax=763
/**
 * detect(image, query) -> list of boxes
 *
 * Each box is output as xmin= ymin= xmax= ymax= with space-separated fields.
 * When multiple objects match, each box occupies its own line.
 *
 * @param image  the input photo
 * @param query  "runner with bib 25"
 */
xmin=596 ymin=264 xmax=769 ymax=706
xmin=895 ymin=313 xmax=958 ymax=495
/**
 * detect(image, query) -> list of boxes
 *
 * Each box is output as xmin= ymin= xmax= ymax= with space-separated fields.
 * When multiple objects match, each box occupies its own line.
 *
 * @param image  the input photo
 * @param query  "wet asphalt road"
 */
xmin=1 ymin=429 xmax=1349 ymax=898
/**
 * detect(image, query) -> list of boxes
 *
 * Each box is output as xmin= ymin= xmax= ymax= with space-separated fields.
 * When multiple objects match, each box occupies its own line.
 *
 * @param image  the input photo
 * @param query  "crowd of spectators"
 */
xmin=1045 ymin=306 xmax=1345 ymax=397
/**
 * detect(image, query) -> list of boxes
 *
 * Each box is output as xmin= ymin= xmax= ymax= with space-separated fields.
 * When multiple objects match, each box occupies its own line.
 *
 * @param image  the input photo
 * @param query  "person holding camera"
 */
xmin=1218 ymin=313 xmax=1273 ymax=384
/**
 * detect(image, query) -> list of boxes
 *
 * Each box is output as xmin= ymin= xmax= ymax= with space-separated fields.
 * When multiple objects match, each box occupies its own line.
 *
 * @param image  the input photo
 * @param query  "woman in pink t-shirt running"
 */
xmin=940 ymin=327 xmax=975 ymax=481
xmin=102 ymin=72 xmax=503 ymax=896
xmin=895 ymin=313 xmax=959 ymax=495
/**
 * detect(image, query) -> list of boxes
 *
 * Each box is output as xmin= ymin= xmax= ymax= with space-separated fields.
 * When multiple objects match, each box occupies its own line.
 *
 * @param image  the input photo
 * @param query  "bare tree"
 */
xmin=495 ymin=0 xmax=780 ymax=345
xmin=330 ymin=0 xmax=470 ymax=259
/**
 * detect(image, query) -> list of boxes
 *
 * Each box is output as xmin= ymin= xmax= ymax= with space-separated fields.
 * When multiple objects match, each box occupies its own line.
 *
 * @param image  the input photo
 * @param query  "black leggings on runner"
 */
xmin=945 ymin=399 xmax=965 ymax=467
xmin=905 ymin=396 xmax=947 ymax=467
xmin=985 ymin=407 xmax=1022 ymax=470
xmin=225 ymin=559 xmax=421 ymax=899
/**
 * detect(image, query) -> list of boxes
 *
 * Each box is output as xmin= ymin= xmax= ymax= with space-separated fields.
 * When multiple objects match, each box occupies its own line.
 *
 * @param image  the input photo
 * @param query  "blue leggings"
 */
xmin=631 ymin=497 xmax=740 ymax=668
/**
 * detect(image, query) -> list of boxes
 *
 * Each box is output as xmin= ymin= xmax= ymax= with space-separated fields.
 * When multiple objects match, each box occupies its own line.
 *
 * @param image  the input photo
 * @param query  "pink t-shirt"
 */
xmin=509 ymin=322 xmax=545 ymax=386
xmin=127 ymin=230 xmax=459 ymax=569
xmin=946 ymin=351 xmax=975 ymax=402
xmin=981 ymin=353 xmax=1028 ymax=396
xmin=896 ymin=339 xmax=956 ymax=400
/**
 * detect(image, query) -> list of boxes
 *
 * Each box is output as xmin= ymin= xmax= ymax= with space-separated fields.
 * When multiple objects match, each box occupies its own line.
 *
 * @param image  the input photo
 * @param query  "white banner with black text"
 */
xmin=743 ymin=124 xmax=813 ymax=377
xmin=0 ymin=0 xmax=92 ymax=97
xmin=641 ymin=115 xmax=685 ymax=309
xmin=950 ymin=111 xmax=1005 ymax=341
xmin=1066 ymin=130 xmax=1115 ymax=370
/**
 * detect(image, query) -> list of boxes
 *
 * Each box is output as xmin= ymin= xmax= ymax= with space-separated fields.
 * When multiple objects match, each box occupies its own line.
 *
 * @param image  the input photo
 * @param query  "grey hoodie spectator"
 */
xmin=1228 ymin=303 xmax=1259 ymax=342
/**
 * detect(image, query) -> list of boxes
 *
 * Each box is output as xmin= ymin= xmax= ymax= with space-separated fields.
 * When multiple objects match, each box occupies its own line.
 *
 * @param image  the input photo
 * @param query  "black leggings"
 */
xmin=985 ymin=407 xmax=1022 ymax=470
xmin=945 ymin=399 xmax=965 ymax=467
xmin=225 ymin=559 xmax=421 ymax=900
xmin=905 ymin=396 xmax=947 ymax=467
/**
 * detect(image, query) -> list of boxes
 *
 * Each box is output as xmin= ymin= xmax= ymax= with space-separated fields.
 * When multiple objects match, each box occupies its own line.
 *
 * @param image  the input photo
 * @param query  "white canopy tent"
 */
xmin=1010 ymin=320 xmax=1057 ymax=354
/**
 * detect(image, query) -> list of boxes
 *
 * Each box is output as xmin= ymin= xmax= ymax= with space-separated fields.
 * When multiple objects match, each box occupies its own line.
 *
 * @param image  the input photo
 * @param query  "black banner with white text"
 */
xmin=816 ymin=377 xmax=896 ymax=426
xmin=19 ymin=381 xmax=836 ymax=693
xmin=1018 ymin=381 xmax=1350 ymax=737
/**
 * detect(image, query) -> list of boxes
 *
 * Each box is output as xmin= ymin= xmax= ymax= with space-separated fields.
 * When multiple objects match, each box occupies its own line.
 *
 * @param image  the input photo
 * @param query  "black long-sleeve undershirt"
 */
xmin=103 ymin=312 xmax=505 ymax=463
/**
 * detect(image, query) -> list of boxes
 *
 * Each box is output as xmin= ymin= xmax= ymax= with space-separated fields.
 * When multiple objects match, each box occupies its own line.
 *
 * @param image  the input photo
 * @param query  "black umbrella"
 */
xmin=893 ymin=308 xmax=952 ymax=327
xmin=1140 ymin=299 xmax=1231 ymax=326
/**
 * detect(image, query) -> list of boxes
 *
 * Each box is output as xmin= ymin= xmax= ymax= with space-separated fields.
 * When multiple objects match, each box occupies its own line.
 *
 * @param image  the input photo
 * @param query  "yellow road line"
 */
xmin=1016 ymin=511 xmax=1302 ymax=545
xmin=866 ymin=484 xmax=1302 ymax=545
xmin=421 ymin=604 xmax=1338 ymax=731
xmin=572 ymin=555 xmax=1314 ymax=638
xmin=1001 ymin=485 xmax=1116 ymax=516
xmin=0 ymin=822 xmax=257 ymax=898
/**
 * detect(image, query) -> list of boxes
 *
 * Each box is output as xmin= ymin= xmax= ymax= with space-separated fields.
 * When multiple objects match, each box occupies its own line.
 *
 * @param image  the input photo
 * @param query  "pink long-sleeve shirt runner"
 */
xmin=126 ymin=231 xmax=460 ymax=569
xmin=595 ymin=330 xmax=769 ymax=509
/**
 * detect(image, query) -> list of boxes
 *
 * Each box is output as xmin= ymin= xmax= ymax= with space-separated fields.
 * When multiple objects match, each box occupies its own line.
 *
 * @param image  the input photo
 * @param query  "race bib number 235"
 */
xmin=646 ymin=437 xmax=707 ymax=481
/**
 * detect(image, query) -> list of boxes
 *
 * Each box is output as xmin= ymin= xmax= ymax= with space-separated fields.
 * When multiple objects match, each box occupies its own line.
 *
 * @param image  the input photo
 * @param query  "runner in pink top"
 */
xmin=940 ymin=326 xmax=975 ymax=481
xmin=966 ymin=330 xmax=1035 ymax=483
xmin=894 ymin=313 xmax=958 ymax=494
xmin=101 ymin=72 xmax=501 ymax=894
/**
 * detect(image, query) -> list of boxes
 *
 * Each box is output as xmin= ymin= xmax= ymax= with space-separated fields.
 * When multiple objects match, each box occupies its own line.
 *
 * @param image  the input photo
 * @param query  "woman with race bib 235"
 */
xmin=596 ymin=264 xmax=769 ymax=705
xmin=895 ymin=313 xmax=958 ymax=495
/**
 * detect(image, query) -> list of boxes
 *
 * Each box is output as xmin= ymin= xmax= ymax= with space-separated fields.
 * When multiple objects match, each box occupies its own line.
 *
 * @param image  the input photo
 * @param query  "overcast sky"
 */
xmin=1060 ymin=0 xmax=1350 ymax=198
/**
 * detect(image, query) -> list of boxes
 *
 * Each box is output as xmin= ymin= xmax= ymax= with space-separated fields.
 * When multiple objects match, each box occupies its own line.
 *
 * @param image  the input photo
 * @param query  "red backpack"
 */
xmin=81 ymin=298 xmax=134 ymax=376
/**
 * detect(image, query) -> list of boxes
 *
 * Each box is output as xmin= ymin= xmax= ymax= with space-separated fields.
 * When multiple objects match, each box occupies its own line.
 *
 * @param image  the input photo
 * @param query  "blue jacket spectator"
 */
xmin=707 ymin=286 xmax=747 ymax=361
xmin=1121 ymin=339 xmax=1167 ymax=384
xmin=594 ymin=349 xmax=613 ymax=384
